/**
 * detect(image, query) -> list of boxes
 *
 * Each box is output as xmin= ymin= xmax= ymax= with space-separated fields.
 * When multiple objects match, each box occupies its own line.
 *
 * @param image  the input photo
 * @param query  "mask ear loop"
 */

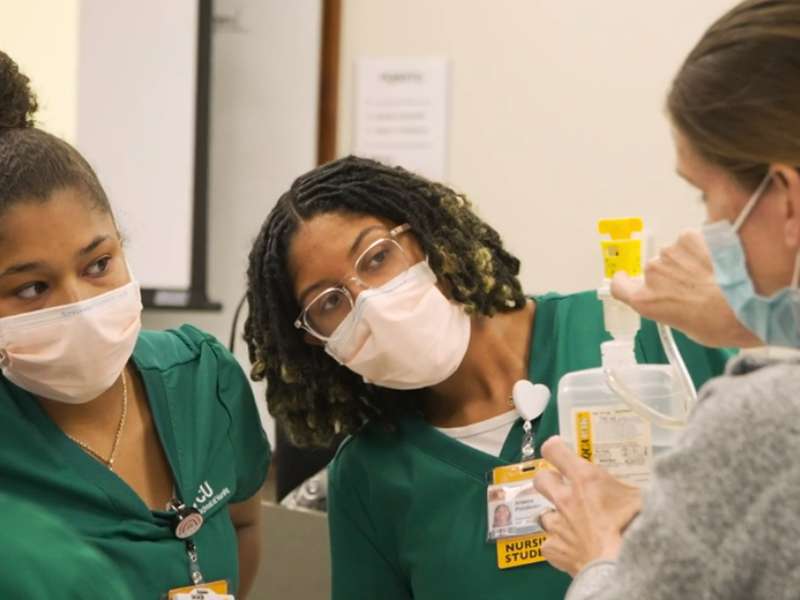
xmin=791 ymin=251 xmax=800 ymax=290
xmin=732 ymin=174 xmax=773 ymax=232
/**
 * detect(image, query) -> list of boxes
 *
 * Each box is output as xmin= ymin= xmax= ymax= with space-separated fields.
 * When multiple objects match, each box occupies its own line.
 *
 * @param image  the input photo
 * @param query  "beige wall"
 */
xmin=0 ymin=0 xmax=79 ymax=140
xmin=337 ymin=0 xmax=737 ymax=294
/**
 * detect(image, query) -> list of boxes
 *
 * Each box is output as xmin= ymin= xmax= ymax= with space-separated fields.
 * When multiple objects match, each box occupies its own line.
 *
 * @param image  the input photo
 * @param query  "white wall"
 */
xmin=0 ymin=0 xmax=79 ymax=141
xmin=141 ymin=0 xmax=322 ymax=444
xmin=337 ymin=0 xmax=737 ymax=293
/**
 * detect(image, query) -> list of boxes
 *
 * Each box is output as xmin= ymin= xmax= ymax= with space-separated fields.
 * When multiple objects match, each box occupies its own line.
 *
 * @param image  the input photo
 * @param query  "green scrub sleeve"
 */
xmin=208 ymin=337 xmax=271 ymax=503
xmin=0 ymin=495 xmax=133 ymax=599
xmin=328 ymin=453 xmax=411 ymax=600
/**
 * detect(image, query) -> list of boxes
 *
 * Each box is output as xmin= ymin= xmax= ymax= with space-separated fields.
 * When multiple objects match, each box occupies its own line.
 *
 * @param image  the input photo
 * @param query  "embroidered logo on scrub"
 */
xmin=193 ymin=481 xmax=231 ymax=515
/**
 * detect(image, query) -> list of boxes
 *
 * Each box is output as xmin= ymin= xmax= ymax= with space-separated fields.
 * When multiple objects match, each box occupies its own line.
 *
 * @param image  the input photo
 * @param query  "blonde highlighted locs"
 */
xmin=244 ymin=156 xmax=526 ymax=447
xmin=668 ymin=0 xmax=800 ymax=191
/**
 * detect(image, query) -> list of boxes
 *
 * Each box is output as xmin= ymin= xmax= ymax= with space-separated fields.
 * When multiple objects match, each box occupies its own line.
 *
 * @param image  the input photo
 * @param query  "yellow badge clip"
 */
xmin=167 ymin=580 xmax=231 ymax=600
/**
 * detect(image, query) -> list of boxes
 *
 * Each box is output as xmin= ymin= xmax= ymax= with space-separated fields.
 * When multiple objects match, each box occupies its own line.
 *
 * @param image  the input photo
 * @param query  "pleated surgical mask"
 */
xmin=702 ymin=174 xmax=800 ymax=348
xmin=0 ymin=281 xmax=142 ymax=403
xmin=324 ymin=262 xmax=471 ymax=390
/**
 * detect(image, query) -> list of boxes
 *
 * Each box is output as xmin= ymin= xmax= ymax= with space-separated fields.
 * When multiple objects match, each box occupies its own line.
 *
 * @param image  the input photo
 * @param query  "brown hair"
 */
xmin=668 ymin=0 xmax=800 ymax=190
xmin=0 ymin=51 xmax=111 ymax=217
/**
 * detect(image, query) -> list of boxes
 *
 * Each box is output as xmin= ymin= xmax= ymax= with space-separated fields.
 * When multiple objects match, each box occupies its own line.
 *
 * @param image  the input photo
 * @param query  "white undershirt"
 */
xmin=436 ymin=409 xmax=519 ymax=457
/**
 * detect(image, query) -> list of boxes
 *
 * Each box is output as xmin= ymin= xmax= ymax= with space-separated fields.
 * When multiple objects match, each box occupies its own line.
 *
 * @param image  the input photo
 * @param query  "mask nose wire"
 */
xmin=732 ymin=174 xmax=773 ymax=232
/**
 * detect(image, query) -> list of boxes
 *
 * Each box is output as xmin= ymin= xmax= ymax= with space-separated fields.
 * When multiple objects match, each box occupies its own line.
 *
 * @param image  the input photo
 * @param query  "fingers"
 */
xmin=677 ymin=229 xmax=712 ymax=270
xmin=538 ymin=508 xmax=558 ymax=531
xmin=542 ymin=537 xmax=576 ymax=577
xmin=610 ymin=271 xmax=663 ymax=318
xmin=540 ymin=435 xmax=589 ymax=479
xmin=534 ymin=469 xmax=566 ymax=507
xmin=539 ymin=510 xmax=570 ymax=553
xmin=613 ymin=230 xmax=713 ymax=307
xmin=541 ymin=530 xmax=581 ymax=577
xmin=659 ymin=234 xmax=712 ymax=277
xmin=612 ymin=256 xmax=698 ymax=328
xmin=609 ymin=271 xmax=642 ymax=306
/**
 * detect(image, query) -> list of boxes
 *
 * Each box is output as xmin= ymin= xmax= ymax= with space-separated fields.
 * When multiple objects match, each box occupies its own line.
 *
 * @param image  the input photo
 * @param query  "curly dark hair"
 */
xmin=0 ymin=50 xmax=110 ymax=216
xmin=244 ymin=156 xmax=527 ymax=448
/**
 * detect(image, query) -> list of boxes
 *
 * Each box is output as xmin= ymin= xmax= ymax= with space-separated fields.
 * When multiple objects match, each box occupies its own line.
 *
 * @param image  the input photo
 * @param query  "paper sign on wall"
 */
xmin=354 ymin=58 xmax=450 ymax=181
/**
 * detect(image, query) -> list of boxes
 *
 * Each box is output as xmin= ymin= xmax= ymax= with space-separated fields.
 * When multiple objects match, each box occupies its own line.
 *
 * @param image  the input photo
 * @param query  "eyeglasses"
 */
xmin=294 ymin=223 xmax=413 ymax=341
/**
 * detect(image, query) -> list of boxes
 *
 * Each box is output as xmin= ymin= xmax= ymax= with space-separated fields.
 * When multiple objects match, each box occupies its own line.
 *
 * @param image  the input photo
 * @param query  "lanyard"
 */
xmin=168 ymin=497 xmax=206 ymax=585
xmin=186 ymin=540 xmax=204 ymax=586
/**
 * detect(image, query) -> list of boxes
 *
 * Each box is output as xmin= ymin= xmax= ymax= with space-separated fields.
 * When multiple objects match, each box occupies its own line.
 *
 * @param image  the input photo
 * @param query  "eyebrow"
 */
xmin=348 ymin=225 xmax=384 ymax=258
xmin=0 ymin=235 xmax=111 ymax=279
xmin=79 ymin=235 xmax=111 ymax=256
xmin=296 ymin=225 xmax=386 ymax=306
xmin=0 ymin=261 xmax=43 ymax=279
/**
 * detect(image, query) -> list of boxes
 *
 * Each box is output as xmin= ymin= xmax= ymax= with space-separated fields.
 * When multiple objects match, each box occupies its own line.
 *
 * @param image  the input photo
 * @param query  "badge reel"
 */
xmin=172 ymin=501 xmax=204 ymax=541
xmin=487 ymin=381 xmax=557 ymax=570
xmin=514 ymin=380 xmax=549 ymax=461
xmin=165 ymin=500 xmax=235 ymax=600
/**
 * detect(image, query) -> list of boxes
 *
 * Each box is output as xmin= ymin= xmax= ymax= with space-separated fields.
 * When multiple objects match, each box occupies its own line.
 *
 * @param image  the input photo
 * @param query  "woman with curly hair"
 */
xmin=244 ymin=155 xmax=730 ymax=599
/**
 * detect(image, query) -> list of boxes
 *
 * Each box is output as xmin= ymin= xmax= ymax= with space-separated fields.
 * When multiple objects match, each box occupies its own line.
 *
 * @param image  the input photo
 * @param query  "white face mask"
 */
xmin=325 ymin=262 xmax=472 ymax=390
xmin=0 ymin=281 xmax=143 ymax=404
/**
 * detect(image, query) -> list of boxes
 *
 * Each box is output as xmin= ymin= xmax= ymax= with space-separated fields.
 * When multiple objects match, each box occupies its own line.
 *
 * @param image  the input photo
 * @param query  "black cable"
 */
xmin=228 ymin=293 xmax=248 ymax=352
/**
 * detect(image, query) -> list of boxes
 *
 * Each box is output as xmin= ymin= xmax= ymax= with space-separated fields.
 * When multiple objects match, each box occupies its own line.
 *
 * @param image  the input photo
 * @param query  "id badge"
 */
xmin=488 ymin=459 xmax=555 ymax=569
xmin=167 ymin=580 xmax=233 ymax=600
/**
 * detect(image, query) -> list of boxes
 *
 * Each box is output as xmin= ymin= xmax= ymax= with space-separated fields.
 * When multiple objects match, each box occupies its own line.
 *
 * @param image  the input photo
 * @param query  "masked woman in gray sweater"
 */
xmin=534 ymin=1 xmax=800 ymax=598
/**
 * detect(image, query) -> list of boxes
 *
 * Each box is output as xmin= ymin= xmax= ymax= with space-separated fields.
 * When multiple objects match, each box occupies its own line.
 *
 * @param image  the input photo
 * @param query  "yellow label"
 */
xmin=496 ymin=533 xmax=548 ymax=569
xmin=168 ymin=580 xmax=229 ymax=599
xmin=572 ymin=404 xmax=653 ymax=487
xmin=600 ymin=239 xmax=642 ymax=278
xmin=576 ymin=410 xmax=594 ymax=462
xmin=598 ymin=217 xmax=644 ymax=278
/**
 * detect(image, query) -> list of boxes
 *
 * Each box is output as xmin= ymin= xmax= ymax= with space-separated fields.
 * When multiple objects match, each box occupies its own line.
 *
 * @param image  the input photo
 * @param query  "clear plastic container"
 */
xmin=557 ymin=364 xmax=683 ymax=487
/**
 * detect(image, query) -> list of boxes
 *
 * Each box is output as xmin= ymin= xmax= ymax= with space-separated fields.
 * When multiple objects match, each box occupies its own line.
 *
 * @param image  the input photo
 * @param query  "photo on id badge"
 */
xmin=486 ymin=479 xmax=553 ymax=541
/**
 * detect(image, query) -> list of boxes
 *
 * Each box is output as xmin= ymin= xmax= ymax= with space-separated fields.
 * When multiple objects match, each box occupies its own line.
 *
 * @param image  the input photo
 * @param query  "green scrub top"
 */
xmin=0 ymin=325 xmax=271 ymax=599
xmin=0 ymin=493 xmax=133 ymax=599
xmin=328 ymin=291 xmax=733 ymax=600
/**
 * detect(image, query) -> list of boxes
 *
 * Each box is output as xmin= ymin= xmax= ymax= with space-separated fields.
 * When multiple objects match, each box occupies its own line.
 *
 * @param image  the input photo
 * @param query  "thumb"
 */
xmin=609 ymin=272 xmax=643 ymax=307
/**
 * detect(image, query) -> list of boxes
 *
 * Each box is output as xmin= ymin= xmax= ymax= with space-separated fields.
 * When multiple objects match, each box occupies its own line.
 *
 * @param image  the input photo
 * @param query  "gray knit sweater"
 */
xmin=567 ymin=349 xmax=800 ymax=600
